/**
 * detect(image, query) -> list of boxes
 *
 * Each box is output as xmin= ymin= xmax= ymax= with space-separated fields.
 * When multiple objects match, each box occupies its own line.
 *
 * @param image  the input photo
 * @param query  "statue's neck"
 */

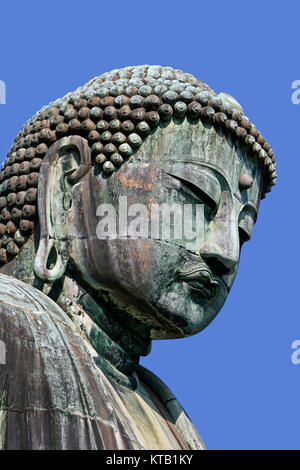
xmin=47 ymin=275 xmax=152 ymax=389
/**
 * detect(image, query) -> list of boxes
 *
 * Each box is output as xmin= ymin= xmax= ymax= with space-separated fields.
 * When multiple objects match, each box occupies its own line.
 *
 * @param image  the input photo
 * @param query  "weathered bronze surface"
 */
xmin=0 ymin=65 xmax=275 ymax=449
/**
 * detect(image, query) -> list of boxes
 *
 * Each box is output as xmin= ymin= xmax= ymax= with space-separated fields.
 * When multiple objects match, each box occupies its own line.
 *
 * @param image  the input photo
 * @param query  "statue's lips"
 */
xmin=176 ymin=267 xmax=220 ymax=300
xmin=185 ymin=280 xmax=215 ymax=299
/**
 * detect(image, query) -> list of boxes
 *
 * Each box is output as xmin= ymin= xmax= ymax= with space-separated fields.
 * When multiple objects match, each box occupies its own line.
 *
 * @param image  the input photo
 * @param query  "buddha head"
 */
xmin=0 ymin=66 xmax=276 ymax=340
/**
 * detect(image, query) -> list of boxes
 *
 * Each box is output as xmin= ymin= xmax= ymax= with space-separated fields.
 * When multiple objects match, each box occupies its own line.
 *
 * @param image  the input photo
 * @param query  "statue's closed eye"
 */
xmin=165 ymin=169 xmax=221 ymax=213
xmin=238 ymin=205 xmax=257 ymax=246
xmin=167 ymin=173 xmax=217 ymax=211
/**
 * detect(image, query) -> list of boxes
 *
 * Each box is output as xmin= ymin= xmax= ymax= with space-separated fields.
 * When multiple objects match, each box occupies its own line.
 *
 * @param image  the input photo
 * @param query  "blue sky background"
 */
xmin=0 ymin=0 xmax=298 ymax=450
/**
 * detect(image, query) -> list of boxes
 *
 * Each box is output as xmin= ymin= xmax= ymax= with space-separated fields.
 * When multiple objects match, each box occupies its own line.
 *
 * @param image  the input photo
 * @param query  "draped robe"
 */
xmin=0 ymin=274 xmax=204 ymax=450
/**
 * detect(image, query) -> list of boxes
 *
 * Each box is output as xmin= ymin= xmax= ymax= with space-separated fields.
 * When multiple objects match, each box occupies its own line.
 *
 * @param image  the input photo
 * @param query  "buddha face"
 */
xmin=40 ymin=119 xmax=263 ymax=340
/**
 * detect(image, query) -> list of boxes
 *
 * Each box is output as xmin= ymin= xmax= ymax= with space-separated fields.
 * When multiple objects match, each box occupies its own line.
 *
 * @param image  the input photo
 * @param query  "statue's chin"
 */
xmin=93 ymin=273 xmax=228 ymax=340
xmin=149 ymin=280 xmax=228 ymax=339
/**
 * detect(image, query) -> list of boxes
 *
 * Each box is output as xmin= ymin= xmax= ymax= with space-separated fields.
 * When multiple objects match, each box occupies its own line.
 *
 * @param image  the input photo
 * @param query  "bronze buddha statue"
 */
xmin=0 ymin=65 xmax=276 ymax=449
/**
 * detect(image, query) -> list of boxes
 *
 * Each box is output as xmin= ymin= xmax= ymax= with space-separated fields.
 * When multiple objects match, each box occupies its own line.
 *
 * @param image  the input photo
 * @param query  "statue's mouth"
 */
xmin=176 ymin=266 xmax=221 ymax=300
xmin=185 ymin=280 xmax=216 ymax=299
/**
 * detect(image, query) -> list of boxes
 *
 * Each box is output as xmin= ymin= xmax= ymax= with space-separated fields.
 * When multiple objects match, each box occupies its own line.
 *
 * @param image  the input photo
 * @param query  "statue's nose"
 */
xmin=199 ymin=242 xmax=239 ymax=276
xmin=198 ymin=188 xmax=240 ymax=277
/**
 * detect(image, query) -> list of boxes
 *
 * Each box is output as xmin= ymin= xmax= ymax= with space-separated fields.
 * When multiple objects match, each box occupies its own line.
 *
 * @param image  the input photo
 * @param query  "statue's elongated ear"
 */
xmin=34 ymin=136 xmax=91 ymax=283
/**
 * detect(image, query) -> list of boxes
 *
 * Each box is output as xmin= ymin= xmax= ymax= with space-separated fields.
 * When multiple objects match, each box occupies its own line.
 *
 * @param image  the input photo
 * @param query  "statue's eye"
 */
xmin=177 ymin=177 xmax=217 ymax=211
xmin=166 ymin=171 xmax=219 ymax=212
xmin=238 ymin=205 xmax=257 ymax=246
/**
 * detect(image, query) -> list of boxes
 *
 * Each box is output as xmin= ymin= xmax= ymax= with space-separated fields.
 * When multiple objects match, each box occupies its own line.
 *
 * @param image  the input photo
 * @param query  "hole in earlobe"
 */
xmin=46 ymin=243 xmax=58 ymax=270
xmin=34 ymin=238 xmax=68 ymax=283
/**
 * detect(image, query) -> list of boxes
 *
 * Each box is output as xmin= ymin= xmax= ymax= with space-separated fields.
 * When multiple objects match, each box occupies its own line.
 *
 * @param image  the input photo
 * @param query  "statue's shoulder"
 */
xmin=0 ymin=274 xmax=83 ymax=351
xmin=0 ymin=273 xmax=70 ymax=322
xmin=138 ymin=365 xmax=205 ymax=450
xmin=0 ymin=274 xmax=131 ymax=449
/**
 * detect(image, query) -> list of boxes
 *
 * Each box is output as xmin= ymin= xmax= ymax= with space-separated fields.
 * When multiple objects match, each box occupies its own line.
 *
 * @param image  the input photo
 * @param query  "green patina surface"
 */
xmin=0 ymin=65 xmax=274 ymax=450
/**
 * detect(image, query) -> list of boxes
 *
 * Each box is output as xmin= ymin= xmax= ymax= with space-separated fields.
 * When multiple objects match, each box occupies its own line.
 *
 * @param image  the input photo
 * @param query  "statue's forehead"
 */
xmin=136 ymin=119 xmax=262 ymax=197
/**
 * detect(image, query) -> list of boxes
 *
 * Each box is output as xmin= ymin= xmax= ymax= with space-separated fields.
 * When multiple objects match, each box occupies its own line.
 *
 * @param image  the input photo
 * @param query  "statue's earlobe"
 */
xmin=34 ymin=237 xmax=69 ymax=283
xmin=34 ymin=136 xmax=91 ymax=283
